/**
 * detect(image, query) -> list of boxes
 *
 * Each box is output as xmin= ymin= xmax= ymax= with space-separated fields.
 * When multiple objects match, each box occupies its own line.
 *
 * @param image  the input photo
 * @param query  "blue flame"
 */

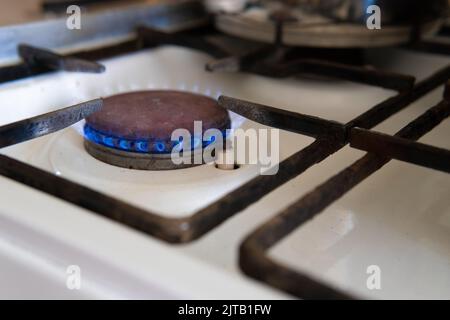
xmin=155 ymin=142 xmax=166 ymax=153
xmin=136 ymin=141 xmax=149 ymax=152
xmin=84 ymin=124 xmax=228 ymax=154
xmin=103 ymin=136 xmax=115 ymax=148
xmin=118 ymin=139 xmax=131 ymax=150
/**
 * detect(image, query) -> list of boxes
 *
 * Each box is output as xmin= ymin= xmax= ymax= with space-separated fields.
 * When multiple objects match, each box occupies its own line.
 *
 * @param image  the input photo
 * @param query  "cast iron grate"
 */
xmin=238 ymin=77 xmax=450 ymax=300
xmin=0 ymin=12 xmax=449 ymax=299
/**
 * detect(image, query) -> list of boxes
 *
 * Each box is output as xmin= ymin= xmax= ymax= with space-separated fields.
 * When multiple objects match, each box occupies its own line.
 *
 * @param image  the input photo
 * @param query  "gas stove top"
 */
xmin=0 ymin=0 xmax=449 ymax=300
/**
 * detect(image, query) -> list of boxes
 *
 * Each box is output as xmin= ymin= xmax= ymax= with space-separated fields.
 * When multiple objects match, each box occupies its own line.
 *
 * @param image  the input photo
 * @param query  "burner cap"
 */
xmin=84 ymin=90 xmax=230 ymax=170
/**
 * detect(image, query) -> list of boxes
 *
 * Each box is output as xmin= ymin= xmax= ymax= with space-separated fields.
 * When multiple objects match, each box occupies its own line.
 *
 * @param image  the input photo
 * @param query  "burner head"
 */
xmin=83 ymin=90 xmax=231 ymax=170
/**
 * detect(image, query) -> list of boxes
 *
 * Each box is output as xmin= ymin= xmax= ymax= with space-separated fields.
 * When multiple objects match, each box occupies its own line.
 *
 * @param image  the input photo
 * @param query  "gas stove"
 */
xmin=0 ymin=0 xmax=449 ymax=300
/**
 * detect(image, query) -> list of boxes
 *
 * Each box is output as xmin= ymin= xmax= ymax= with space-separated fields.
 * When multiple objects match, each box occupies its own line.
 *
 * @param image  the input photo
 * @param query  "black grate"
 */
xmin=238 ymin=75 xmax=450 ymax=300
xmin=0 ymin=15 xmax=449 ymax=299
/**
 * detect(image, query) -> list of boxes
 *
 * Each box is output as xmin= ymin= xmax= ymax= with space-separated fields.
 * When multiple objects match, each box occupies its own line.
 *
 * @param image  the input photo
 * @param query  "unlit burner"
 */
xmin=84 ymin=90 xmax=230 ymax=170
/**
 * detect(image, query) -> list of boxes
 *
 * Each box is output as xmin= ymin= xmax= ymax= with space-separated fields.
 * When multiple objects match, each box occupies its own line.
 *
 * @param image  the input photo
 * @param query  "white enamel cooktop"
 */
xmin=0 ymin=45 xmax=448 ymax=299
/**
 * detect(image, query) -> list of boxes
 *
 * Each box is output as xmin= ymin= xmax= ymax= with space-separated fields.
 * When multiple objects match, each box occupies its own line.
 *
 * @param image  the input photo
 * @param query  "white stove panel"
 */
xmin=0 ymin=45 xmax=448 ymax=299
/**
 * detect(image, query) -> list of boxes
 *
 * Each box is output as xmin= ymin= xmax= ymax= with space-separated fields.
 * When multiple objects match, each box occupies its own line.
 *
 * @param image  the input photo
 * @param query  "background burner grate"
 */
xmin=0 ymin=1 xmax=449 ymax=299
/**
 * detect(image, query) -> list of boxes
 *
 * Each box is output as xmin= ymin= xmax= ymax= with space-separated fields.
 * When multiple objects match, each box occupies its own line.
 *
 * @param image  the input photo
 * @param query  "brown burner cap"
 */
xmin=86 ymin=90 xmax=230 ymax=141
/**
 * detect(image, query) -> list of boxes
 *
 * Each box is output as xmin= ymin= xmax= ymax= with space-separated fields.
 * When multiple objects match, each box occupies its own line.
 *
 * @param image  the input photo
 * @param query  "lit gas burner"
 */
xmin=83 ymin=90 xmax=231 ymax=170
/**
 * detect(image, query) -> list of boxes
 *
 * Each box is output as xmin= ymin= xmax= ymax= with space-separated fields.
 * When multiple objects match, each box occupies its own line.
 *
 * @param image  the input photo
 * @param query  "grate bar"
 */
xmin=408 ymin=40 xmax=450 ymax=56
xmin=72 ymin=39 xmax=141 ymax=61
xmin=0 ymin=154 xmax=187 ymax=243
xmin=218 ymin=96 xmax=346 ymax=139
xmin=276 ymin=59 xmax=416 ymax=92
xmin=350 ymin=125 xmax=450 ymax=174
xmin=137 ymin=26 xmax=230 ymax=59
xmin=0 ymin=63 xmax=50 ymax=84
xmin=239 ymin=86 xmax=450 ymax=299
xmin=0 ymin=42 xmax=134 ymax=85
xmin=0 ymin=99 xmax=103 ymax=148
xmin=18 ymin=44 xmax=105 ymax=74
xmin=207 ymin=49 xmax=416 ymax=92
xmin=349 ymin=65 xmax=450 ymax=129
